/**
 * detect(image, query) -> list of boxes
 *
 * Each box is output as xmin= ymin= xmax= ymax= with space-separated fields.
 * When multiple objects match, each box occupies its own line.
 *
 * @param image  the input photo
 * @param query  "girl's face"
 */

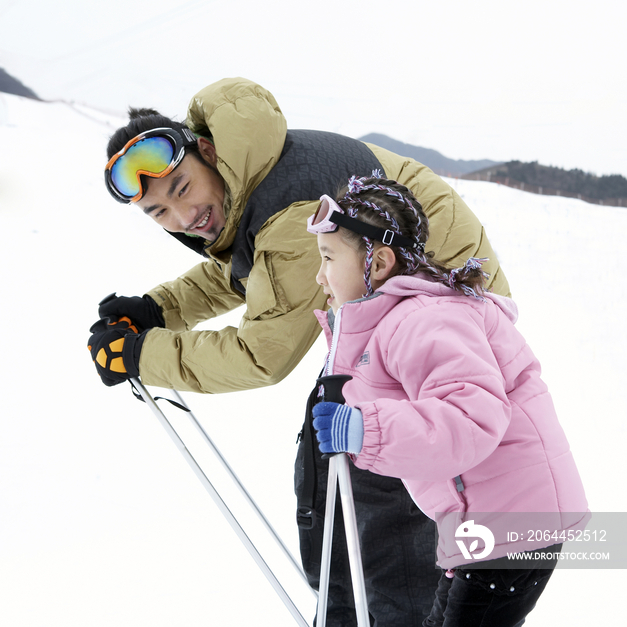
xmin=316 ymin=231 xmax=366 ymax=314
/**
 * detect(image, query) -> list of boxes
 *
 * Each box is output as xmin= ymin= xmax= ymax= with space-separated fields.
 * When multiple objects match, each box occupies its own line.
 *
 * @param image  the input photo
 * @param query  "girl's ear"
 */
xmin=371 ymin=246 xmax=398 ymax=285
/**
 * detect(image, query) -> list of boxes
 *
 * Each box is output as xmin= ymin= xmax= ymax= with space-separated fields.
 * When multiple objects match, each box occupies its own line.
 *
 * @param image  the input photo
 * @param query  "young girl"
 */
xmin=306 ymin=173 xmax=588 ymax=627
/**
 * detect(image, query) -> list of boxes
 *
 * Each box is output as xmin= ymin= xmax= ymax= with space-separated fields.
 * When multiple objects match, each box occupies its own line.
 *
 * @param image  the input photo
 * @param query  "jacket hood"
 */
xmin=315 ymin=274 xmax=519 ymax=338
xmin=184 ymin=77 xmax=288 ymax=257
xmin=377 ymin=274 xmax=519 ymax=323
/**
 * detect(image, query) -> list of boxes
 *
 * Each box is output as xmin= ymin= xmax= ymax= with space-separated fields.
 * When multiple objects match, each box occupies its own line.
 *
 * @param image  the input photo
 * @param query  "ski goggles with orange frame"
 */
xmin=307 ymin=194 xmax=418 ymax=249
xmin=105 ymin=127 xmax=198 ymax=203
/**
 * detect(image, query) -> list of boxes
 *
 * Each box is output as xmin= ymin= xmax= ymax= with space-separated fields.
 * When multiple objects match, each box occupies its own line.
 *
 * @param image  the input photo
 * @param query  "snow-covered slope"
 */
xmin=0 ymin=93 xmax=625 ymax=626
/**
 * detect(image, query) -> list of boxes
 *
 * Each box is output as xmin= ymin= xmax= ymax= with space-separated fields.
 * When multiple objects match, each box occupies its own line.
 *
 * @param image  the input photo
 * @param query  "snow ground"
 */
xmin=0 ymin=92 xmax=625 ymax=626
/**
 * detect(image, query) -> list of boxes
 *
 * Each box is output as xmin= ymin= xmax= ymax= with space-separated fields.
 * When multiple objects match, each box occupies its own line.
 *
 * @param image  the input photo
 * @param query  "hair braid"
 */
xmin=336 ymin=173 xmax=488 ymax=300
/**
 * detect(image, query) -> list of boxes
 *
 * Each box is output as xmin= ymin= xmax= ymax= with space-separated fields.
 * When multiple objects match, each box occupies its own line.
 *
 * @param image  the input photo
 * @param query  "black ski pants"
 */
xmin=423 ymin=553 xmax=559 ymax=627
xmin=294 ymin=436 xmax=440 ymax=626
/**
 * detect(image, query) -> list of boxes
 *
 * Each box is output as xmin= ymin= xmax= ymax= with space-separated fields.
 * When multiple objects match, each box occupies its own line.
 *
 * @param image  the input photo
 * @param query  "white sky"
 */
xmin=0 ymin=0 xmax=626 ymax=176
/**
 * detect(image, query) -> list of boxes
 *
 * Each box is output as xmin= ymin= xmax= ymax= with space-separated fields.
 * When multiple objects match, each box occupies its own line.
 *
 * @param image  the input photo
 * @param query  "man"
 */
xmin=89 ymin=77 xmax=510 ymax=625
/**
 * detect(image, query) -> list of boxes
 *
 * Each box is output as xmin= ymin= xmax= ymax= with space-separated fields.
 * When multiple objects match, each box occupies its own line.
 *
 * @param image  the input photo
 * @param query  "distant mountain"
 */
xmin=0 ymin=67 xmax=40 ymax=100
xmin=463 ymin=161 xmax=627 ymax=207
xmin=359 ymin=133 xmax=626 ymax=207
xmin=359 ymin=132 xmax=502 ymax=177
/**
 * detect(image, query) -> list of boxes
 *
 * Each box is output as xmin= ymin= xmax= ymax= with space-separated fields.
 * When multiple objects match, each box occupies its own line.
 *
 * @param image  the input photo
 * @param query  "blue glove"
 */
xmin=312 ymin=402 xmax=364 ymax=455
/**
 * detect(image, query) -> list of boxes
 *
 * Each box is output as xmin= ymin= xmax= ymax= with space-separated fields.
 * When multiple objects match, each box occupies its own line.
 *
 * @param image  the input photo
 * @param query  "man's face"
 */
xmin=136 ymin=139 xmax=226 ymax=242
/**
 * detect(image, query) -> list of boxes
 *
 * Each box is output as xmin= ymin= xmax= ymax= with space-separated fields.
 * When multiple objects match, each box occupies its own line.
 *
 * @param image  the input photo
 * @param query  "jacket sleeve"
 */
xmin=353 ymin=303 xmax=512 ymax=481
xmin=367 ymin=143 xmax=511 ymax=298
xmin=146 ymin=260 xmax=245 ymax=332
xmin=137 ymin=202 xmax=327 ymax=393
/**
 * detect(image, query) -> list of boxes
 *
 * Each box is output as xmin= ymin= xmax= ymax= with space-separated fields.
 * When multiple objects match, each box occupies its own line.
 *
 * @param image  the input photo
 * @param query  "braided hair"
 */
xmin=336 ymin=172 xmax=488 ymax=300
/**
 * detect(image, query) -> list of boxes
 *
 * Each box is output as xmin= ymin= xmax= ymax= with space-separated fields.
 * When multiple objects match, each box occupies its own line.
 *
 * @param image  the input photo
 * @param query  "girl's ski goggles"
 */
xmin=104 ymin=127 xmax=198 ymax=203
xmin=307 ymin=194 xmax=418 ymax=249
xmin=307 ymin=194 xmax=346 ymax=234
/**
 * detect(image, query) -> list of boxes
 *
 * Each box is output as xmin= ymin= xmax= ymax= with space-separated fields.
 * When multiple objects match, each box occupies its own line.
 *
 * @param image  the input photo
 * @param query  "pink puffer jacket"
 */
xmin=315 ymin=275 xmax=588 ymax=568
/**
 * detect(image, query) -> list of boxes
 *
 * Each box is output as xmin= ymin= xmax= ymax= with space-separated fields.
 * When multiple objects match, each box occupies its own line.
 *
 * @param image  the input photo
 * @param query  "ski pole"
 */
xmin=129 ymin=377 xmax=310 ymax=627
xmin=316 ymin=448 xmax=337 ymax=623
xmin=170 ymin=389 xmax=315 ymax=597
xmin=315 ymin=375 xmax=370 ymax=627
xmin=333 ymin=454 xmax=369 ymax=626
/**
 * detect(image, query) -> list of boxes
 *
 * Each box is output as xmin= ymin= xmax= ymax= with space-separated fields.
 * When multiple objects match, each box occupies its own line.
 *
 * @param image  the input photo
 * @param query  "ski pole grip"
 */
xmin=316 ymin=374 xmax=353 ymax=404
xmin=315 ymin=374 xmax=354 ymax=460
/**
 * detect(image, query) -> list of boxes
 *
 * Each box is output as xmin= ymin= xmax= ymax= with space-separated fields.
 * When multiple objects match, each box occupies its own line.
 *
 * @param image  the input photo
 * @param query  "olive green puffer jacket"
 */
xmin=138 ymin=77 xmax=510 ymax=394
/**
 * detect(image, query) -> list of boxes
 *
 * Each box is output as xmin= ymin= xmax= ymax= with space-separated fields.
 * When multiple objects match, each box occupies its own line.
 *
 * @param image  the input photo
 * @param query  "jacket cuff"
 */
xmin=122 ymin=330 xmax=148 ymax=379
xmin=145 ymin=287 xmax=187 ymax=333
xmin=352 ymin=401 xmax=383 ymax=470
xmin=142 ymin=294 xmax=166 ymax=328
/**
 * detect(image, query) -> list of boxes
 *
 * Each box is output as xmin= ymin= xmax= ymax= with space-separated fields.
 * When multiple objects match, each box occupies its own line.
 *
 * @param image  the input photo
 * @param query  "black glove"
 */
xmin=98 ymin=293 xmax=165 ymax=332
xmin=88 ymin=316 xmax=147 ymax=387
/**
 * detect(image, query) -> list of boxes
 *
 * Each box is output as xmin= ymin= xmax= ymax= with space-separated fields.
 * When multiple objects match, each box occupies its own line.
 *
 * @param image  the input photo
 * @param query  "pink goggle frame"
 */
xmin=306 ymin=195 xmax=344 ymax=234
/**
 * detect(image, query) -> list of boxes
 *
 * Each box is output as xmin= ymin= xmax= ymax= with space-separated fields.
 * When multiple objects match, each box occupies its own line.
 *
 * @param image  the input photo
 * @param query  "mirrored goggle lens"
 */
xmin=110 ymin=136 xmax=175 ymax=198
xmin=311 ymin=197 xmax=331 ymax=226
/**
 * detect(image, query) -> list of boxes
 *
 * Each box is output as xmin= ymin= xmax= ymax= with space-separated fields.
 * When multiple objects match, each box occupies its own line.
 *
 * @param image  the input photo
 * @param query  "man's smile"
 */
xmin=188 ymin=208 xmax=213 ymax=233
